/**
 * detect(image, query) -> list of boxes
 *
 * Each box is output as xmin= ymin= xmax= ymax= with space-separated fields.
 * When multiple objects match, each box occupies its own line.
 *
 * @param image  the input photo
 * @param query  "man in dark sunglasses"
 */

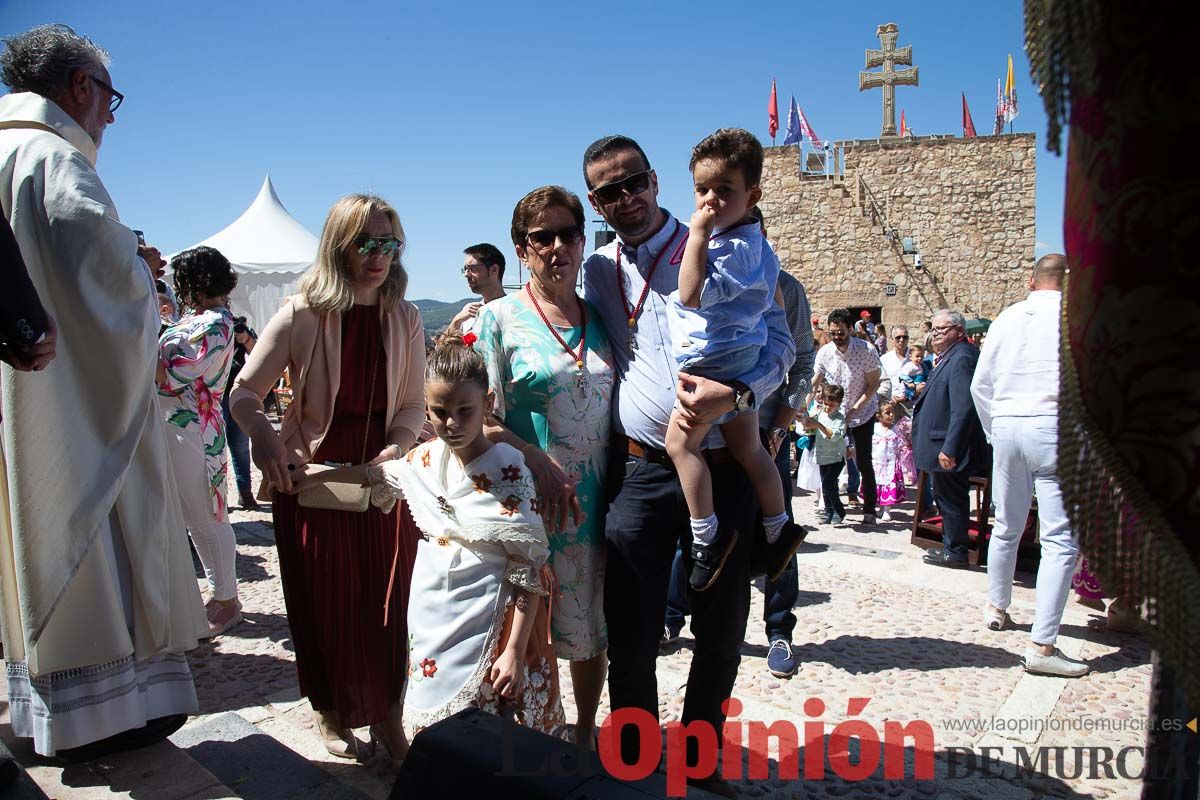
xmin=879 ymin=324 xmax=913 ymax=403
xmin=579 ymin=134 xmax=794 ymax=799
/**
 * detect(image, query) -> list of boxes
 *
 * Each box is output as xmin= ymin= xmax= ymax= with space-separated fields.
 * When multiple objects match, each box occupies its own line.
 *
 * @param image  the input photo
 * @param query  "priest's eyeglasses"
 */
xmin=90 ymin=75 xmax=124 ymax=113
xmin=355 ymin=235 xmax=402 ymax=256
xmin=590 ymin=171 xmax=651 ymax=205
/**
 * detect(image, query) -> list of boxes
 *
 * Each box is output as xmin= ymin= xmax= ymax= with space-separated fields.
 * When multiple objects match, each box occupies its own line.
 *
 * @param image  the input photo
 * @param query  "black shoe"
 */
xmin=689 ymin=527 xmax=739 ymax=592
xmin=763 ymin=521 xmax=807 ymax=582
xmin=687 ymin=772 xmax=738 ymax=799
xmin=53 ymin=714 xmax=189 ymax=763
xmin=922 ymin=550 xmax=969 ymax=569
xmin=238 ymin=487 xmax=260 ymax=512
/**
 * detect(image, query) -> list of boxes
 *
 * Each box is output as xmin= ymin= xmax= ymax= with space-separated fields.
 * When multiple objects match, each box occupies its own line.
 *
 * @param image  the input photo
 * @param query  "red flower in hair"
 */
xmin=462 ymin=332 xmax=478 ymax=348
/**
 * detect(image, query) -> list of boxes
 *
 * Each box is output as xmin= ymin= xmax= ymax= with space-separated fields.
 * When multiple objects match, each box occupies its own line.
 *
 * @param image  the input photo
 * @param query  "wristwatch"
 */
xmin=770 ymin=426 xmax=788 ymax=440
xmin=730 ymin=380 xmax=755 ymax=413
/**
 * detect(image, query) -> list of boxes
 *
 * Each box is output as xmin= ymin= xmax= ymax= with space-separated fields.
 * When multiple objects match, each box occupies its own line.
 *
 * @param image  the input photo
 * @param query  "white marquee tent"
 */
xmin=174 ymin=176 xmax=318 ymax=330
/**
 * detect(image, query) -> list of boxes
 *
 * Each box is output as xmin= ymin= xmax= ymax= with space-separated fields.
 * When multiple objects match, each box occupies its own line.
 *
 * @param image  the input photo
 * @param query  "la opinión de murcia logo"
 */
xmin=497 ymin=697 xmax=1197 ymax=795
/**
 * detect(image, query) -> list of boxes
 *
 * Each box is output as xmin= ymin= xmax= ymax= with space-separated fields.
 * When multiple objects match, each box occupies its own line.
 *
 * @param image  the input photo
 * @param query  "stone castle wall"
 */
xmin=759 ymin=133 xmax=1036 ymax=331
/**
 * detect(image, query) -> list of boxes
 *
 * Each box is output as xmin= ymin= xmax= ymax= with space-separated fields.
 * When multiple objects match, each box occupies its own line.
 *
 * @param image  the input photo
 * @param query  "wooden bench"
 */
xmin=910 ymin=470 xmax=1040 ymax=568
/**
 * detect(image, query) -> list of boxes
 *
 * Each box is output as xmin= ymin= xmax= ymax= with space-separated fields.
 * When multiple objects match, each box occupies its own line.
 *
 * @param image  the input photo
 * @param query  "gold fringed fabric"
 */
xmin=1022 ymin=0 xmax=1101 ymax=155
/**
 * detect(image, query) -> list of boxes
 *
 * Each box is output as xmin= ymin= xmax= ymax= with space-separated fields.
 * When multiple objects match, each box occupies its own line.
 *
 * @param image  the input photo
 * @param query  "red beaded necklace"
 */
xmin=524 ymin=283 xmax=587 ymax=371
xmin=615 ymin=219 xmax=682 ymax=336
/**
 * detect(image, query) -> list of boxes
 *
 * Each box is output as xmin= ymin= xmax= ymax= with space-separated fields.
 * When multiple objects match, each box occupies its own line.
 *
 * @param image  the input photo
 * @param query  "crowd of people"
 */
xmin=0 ymin=22 xmax=1110 ymax=798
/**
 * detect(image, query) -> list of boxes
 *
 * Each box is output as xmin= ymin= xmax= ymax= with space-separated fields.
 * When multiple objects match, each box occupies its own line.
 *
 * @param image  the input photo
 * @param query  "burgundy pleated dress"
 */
xmin=273 ymin=305 xmax=418 ymax=728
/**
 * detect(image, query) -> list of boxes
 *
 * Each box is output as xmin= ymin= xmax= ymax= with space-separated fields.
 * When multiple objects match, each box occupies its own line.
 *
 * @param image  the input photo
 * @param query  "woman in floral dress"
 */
xmin=157 ymin=246 xmax=241 ymax=636
xmin=475 ymin=186 xmax=614 ymax=747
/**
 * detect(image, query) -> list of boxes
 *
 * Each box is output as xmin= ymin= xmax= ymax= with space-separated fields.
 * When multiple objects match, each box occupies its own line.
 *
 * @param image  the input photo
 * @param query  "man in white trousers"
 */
xmin=971 ymin=253 xmax=1089 ymax=677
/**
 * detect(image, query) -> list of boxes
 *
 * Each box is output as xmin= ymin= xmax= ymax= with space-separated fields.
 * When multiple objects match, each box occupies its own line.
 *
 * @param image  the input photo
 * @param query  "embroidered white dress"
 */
xmin=372 ymin=438 xmax=565 ymax=736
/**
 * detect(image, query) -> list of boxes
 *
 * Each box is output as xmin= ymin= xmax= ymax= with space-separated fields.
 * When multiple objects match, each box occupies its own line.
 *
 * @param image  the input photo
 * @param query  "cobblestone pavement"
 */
xmin=3 ymin=472 xmax=1154 ymax=799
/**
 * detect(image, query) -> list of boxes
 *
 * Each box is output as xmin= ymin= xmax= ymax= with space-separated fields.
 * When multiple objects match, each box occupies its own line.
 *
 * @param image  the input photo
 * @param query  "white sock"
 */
xmin=691 ymin=514 xmax=719 ymax=546
xmin=763 ymin=512 xmax=789 ymax=544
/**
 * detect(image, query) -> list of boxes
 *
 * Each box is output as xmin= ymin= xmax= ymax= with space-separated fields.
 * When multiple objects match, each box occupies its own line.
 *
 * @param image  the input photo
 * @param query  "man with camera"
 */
xmin=225 ymin=315 xmax=260 ymax=510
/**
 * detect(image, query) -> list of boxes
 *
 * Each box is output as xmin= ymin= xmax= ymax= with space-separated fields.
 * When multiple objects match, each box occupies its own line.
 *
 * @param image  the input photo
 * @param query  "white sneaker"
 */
xmin=1022 ymin=648 xmax=1090 ymax=678
xmin=879 ymin=509 xmax=892 ymax=522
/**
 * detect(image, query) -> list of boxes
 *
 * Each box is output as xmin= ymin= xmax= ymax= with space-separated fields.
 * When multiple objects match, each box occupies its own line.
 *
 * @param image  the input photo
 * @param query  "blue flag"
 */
xmin=782 ymin=95 xmax=802 ymax=145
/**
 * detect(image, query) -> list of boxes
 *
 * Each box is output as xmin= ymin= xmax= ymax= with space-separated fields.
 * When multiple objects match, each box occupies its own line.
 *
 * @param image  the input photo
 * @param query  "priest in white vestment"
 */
xmin=0 ymin=24 xmax=208 ymax=757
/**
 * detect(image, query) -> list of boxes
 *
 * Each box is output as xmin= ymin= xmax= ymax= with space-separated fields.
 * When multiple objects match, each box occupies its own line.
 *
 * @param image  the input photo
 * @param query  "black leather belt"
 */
xmin=624 ymin=437 xmax=733 ymax=466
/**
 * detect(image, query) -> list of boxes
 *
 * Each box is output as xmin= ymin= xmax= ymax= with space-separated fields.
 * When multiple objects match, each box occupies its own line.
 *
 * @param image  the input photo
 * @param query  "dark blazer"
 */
xmin=912 ymin=340 xmax=988 ymax=474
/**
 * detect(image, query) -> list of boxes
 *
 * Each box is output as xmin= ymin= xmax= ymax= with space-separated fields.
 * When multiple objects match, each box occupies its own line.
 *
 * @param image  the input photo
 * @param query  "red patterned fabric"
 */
xmin=1056 ymin=4 xmax=1199 ymax=705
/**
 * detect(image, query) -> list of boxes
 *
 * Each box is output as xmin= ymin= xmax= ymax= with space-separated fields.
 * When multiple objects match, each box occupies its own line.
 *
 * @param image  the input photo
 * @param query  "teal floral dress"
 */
xmin=474 ymin=294 xmax=613 ymax=661
xmin=157 ymin=306 xmax=235 ymax=522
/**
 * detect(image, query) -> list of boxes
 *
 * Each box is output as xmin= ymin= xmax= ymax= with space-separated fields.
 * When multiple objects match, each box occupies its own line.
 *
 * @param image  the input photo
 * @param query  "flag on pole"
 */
xmin=768 ymin=78 xmax=779 ymax=141
xmin=994 ymin=77 xmax=1004 ymax=135
xmin=1003 ymin=54 xmax=1019 ymax=123
xmin=900 ymin=109 xmax=907 ymax=137
xmin=962 ymin=92 xmax=977 ymax=137
xmin=782 ymin=96 xmax=802 ymax=145
xmin=795 ymin=100 xmax=823 ymax=149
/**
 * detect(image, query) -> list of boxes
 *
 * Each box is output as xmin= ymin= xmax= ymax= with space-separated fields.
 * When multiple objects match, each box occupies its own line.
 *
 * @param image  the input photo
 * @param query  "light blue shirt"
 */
xmin=669 ymin=221 xmax=776 ymax=367
xmin=583 ymin=210 xmax=794 ymax=450
xmin=812 ymin=409 xmax=848 ymax=466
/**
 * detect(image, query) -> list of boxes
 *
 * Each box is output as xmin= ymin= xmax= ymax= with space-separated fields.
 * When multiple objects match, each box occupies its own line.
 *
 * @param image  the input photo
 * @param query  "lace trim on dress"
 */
xmin=403 ymin=582 xmax=514 ymax=736
xmin=505 ymin=562 xmax=546 ymax=595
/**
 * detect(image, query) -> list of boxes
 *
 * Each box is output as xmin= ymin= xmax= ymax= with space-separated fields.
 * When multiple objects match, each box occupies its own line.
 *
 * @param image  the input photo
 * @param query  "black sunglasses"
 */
xmin=591 ymin=170 xmax=651 ymax=205
xmin=525 ymin=225 xmax=585 ymax=250
xmin=354 ymin=235 xmax=402 ymax=256
xmin=90 ymin=74 xmax=124 ymax=113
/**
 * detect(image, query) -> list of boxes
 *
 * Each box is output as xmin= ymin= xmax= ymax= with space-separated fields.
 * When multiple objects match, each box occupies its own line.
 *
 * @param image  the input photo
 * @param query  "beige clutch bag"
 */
xmin=297 ymin=481 xmax=370 ymax=513
xmin=295 ymin=338 xmax=380 ymax=515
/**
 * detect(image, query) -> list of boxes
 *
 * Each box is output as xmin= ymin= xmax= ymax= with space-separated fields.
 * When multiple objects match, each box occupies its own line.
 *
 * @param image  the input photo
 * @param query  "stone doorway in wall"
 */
xmin=846 ymin=305 xmax=883 ymax=325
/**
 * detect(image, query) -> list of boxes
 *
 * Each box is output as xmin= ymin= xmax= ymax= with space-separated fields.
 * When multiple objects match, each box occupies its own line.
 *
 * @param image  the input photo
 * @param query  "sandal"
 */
xmin=982 ymin=604 xmax=1011 ymax=631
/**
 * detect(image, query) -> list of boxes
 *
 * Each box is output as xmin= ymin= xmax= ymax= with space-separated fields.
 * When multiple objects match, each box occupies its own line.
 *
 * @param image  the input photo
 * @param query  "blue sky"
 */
xmin=2 ymin=1 xmax=1064 ymax=303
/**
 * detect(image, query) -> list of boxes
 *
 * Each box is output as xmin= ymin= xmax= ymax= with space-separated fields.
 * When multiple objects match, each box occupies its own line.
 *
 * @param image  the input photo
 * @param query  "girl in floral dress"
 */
xmin=304 ymin=336 xmax=563 ymax=737
xmin=872 ymin=400 xmax=914 ymax=523
xmin=157 ymin=246 xmax=241 ymax=636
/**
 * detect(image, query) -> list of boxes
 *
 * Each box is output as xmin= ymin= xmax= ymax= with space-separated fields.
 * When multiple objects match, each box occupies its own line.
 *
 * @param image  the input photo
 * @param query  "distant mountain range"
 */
xmin=411 ymin=297 xmax=475 ymax=335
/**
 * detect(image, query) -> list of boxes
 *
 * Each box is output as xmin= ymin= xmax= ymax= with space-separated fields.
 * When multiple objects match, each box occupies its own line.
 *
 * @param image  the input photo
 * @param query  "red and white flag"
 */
xmin=795 ymin=100 xmax=822 ymax=149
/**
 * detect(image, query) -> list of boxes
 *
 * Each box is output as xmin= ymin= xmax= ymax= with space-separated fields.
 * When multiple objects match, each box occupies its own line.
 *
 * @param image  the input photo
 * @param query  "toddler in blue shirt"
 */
xmin=665 ymin=128 xmax=800 ymax=591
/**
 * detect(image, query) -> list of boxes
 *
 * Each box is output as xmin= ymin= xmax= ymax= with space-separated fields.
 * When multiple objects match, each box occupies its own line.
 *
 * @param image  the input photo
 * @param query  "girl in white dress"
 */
xmin=300 ymin=335 xmax=564 ymax=742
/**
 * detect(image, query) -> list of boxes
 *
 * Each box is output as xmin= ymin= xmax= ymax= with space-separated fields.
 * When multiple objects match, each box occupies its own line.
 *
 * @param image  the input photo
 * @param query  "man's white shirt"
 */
xmin=970 ymin=290 xmax=1063 ymax=436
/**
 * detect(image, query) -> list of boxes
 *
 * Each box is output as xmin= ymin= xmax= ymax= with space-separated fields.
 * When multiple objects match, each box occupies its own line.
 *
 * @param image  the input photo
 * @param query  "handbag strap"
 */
xmin=360 ymin=337 xmax=382 ymax=465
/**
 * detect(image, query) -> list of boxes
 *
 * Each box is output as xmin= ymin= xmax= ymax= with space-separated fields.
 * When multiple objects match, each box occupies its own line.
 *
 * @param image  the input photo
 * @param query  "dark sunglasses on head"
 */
xmin=355 ymin=235 xmax=402 ymax=256
xmin=591 ymin=170 xmax=651 ymax=205
xmin=525 ymin=225 xmax=585 ymax=250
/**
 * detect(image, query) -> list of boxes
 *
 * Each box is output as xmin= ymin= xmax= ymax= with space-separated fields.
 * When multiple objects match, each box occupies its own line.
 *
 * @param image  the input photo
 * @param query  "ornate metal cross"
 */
xmin=858 ymin=22 xmax=919 ymax=137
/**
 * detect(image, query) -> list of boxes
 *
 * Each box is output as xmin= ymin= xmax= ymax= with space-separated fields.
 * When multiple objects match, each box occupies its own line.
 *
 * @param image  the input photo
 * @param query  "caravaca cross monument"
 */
xmin=760 ymin=23 xmax=1035 ymax=330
